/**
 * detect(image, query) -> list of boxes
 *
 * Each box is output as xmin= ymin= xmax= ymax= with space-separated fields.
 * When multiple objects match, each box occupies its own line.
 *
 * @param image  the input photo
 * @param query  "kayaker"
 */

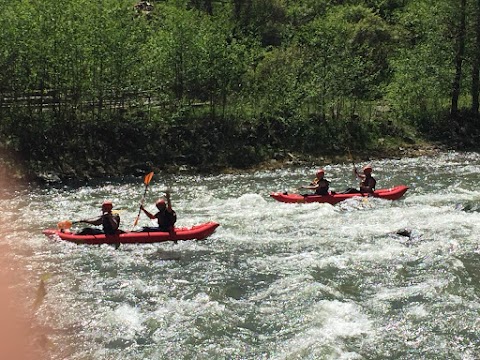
xmin=343 ymin=164 xmax=376 ymax=194
xmin=357 ymin=164 xmax=376 ymax=193
xmin=140 ymin=191 xmax=177 ymax=232
xmin=76 ymin=200 xmax=121 ymax=235
xmin=299 ymin=169 xmax=331 ymax=196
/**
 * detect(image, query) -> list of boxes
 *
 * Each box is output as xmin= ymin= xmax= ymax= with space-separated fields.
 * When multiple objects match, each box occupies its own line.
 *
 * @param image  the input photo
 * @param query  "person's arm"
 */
xmin=140 ymin=205 xmax=156 ymax=219
xmin=353 ymin=164 xmax=359 ymax=178
xmin=169 ymin=209 xmax=177 ymax=225
xmin=165 ymin=192 xmax=177 ymax=226
xmin=166 ymin=191 xmax=173 ymax=212
xmin=79 ymin=216 xmax=102 ymax=226
xmin=355 ymin=169 xmax=365 ymax=180
xmin=299 ymin=184 xmax=318 ymax=190
xmin=299 ymin=177 xmax=319 ymax=190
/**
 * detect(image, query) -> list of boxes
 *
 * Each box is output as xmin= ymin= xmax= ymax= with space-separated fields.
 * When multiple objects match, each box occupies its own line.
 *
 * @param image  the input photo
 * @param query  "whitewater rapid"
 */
xmin=1 ymin=151 xmax=480 ymax=359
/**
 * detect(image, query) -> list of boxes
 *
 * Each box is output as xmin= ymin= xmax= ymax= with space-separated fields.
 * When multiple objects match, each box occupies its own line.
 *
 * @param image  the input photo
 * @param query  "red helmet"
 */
xmin=156 ymin=199 xmax=166 ymax=208
xmin=316 ymin=169 xmax=325 ymax=178
xmin=102 ymin=200 xmax=113 ymax=211
xmin=363 ymin=165 xmax=373 ymax=173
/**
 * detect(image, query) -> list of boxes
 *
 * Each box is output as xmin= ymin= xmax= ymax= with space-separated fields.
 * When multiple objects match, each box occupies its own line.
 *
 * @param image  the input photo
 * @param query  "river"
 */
xmin=1 ymin=151 xmax=480 ymax=359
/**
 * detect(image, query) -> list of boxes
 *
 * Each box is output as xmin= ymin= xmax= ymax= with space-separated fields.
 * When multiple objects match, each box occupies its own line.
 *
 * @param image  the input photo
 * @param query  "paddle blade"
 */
xmin=57 ymin=220 xmax=72 ymax=230
xmin=144 ymin=171 xmax=154 ymax=185
xmin=133 ymin=171 xmax=153 ymax=229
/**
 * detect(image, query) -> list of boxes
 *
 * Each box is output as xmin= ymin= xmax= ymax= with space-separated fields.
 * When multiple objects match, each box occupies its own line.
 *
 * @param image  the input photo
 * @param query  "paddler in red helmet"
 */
xmin=76 ymin=200 xmax=121 ymax=235
xmin=357 ymin=164 xmax=376 ymax=193
xmin=140 ymin=191 xmax=177 ymax=232
xmin=299 ymin=168 xmax=331 ymax=196
xmin=342 ymin=164 xmax=377 ymax=194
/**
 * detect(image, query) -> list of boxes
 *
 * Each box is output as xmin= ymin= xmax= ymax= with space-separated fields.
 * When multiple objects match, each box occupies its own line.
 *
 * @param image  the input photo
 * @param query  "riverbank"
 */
xmin=0 ymin=140 xmax=448 ymax=186
xmin=228 ymin=142 xmax=447 ymax=174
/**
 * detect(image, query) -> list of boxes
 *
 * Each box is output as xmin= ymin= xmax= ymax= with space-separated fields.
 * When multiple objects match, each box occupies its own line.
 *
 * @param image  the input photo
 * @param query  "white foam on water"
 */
xmin=4 ymin=151 xmax=480 ymax=359
xmin=105 ymin=304 xmax=145 ymax=340
xmin=273 ymin=300 xmax=373 ymax=360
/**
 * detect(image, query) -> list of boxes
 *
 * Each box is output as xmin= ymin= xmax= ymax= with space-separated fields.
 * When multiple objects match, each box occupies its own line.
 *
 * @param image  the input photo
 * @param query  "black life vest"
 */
xmin=314 ymin=178 xmax=330 ymax=195
xmin=102 ymin=214 xmax=120 ymax=235
xmin=360 ymin=176 xmax=376 ymax=192
xmin=155 ymin=210 xmax=177 ymax=230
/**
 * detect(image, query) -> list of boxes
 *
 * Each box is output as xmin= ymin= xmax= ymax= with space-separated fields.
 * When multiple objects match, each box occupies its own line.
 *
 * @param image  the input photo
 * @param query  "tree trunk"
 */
xmin=471 ymin=0 xmax=480 ymax=114
xmin=451 ymin=0 xmax=467 ymax=119
xmin=205 ymin=0 xmax=213 ymax=15
xmin=190 ymin=0 xmax=213 ymax=15
xmin=233 ymin=0 xmax=242 ymax=20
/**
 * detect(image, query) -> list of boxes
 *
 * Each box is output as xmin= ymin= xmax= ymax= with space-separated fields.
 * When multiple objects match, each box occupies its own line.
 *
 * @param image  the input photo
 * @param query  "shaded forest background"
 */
xmin=1 ymin=0 xmax=480 ymax=180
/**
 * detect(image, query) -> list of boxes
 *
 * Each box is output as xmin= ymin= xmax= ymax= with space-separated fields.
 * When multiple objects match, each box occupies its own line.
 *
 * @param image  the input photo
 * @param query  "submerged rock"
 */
xmin=396 ymin=228 xmax=413 ymax=238
xmin=390 ymin=227 xmax=422 ymax=245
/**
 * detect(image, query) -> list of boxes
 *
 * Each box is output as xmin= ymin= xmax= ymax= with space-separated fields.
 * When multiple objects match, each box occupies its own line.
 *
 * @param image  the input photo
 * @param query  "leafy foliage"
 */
xmin=1 ymin=0 xmax=480 ymax=179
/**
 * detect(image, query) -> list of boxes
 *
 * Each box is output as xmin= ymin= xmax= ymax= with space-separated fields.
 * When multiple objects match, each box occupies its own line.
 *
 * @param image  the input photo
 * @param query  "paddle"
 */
xmin=57 ymin=220 xmax=79 ymax=230
xmin=347 ymin=148 xmax=358 ymax=178
xmin=133 ymin=171 xmax=154 ymax=227
xmin=57 ymin=209 xmax=125 ymax=231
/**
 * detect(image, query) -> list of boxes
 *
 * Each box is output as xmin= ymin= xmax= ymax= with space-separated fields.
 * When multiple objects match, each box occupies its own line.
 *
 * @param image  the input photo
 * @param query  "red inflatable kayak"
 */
xmin=270 ymin=185 xmax=409 ymax=205
xmin=43 ymin=221 xmax=220 ymax=245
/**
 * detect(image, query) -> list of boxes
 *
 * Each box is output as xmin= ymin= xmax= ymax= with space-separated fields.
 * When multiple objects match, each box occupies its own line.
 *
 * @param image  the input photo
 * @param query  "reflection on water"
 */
xmin=2 ymin=151 xmax=480 ymax=359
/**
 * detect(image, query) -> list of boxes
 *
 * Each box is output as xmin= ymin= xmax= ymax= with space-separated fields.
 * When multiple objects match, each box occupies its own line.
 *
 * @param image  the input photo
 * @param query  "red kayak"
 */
xmin=42 ymin=221 xmax=220 ymax=245
xmin=270 ymin=185 xmax=409 ymax=205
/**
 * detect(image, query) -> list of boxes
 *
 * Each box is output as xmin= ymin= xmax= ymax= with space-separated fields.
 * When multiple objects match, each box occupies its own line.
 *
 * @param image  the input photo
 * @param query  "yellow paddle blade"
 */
xmin=57 ymin=220 xmax=72 ymax=230
xmin=40 ymin=273 xmax=52 ymax=282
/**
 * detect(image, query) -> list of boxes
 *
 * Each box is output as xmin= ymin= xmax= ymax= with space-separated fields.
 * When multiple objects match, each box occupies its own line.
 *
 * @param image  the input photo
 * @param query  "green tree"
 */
xmin=299 ymin=5 xmax=392 ymax=119
xmin=451 ymin=0 xmax=467 ymax=119
xmin=386 ymin=1 xmax=455 ymax=124
xmin=232 ymin=0 xmax=287 ymax=46
xmin=470 ymin=0 xmax=480 ymax=114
